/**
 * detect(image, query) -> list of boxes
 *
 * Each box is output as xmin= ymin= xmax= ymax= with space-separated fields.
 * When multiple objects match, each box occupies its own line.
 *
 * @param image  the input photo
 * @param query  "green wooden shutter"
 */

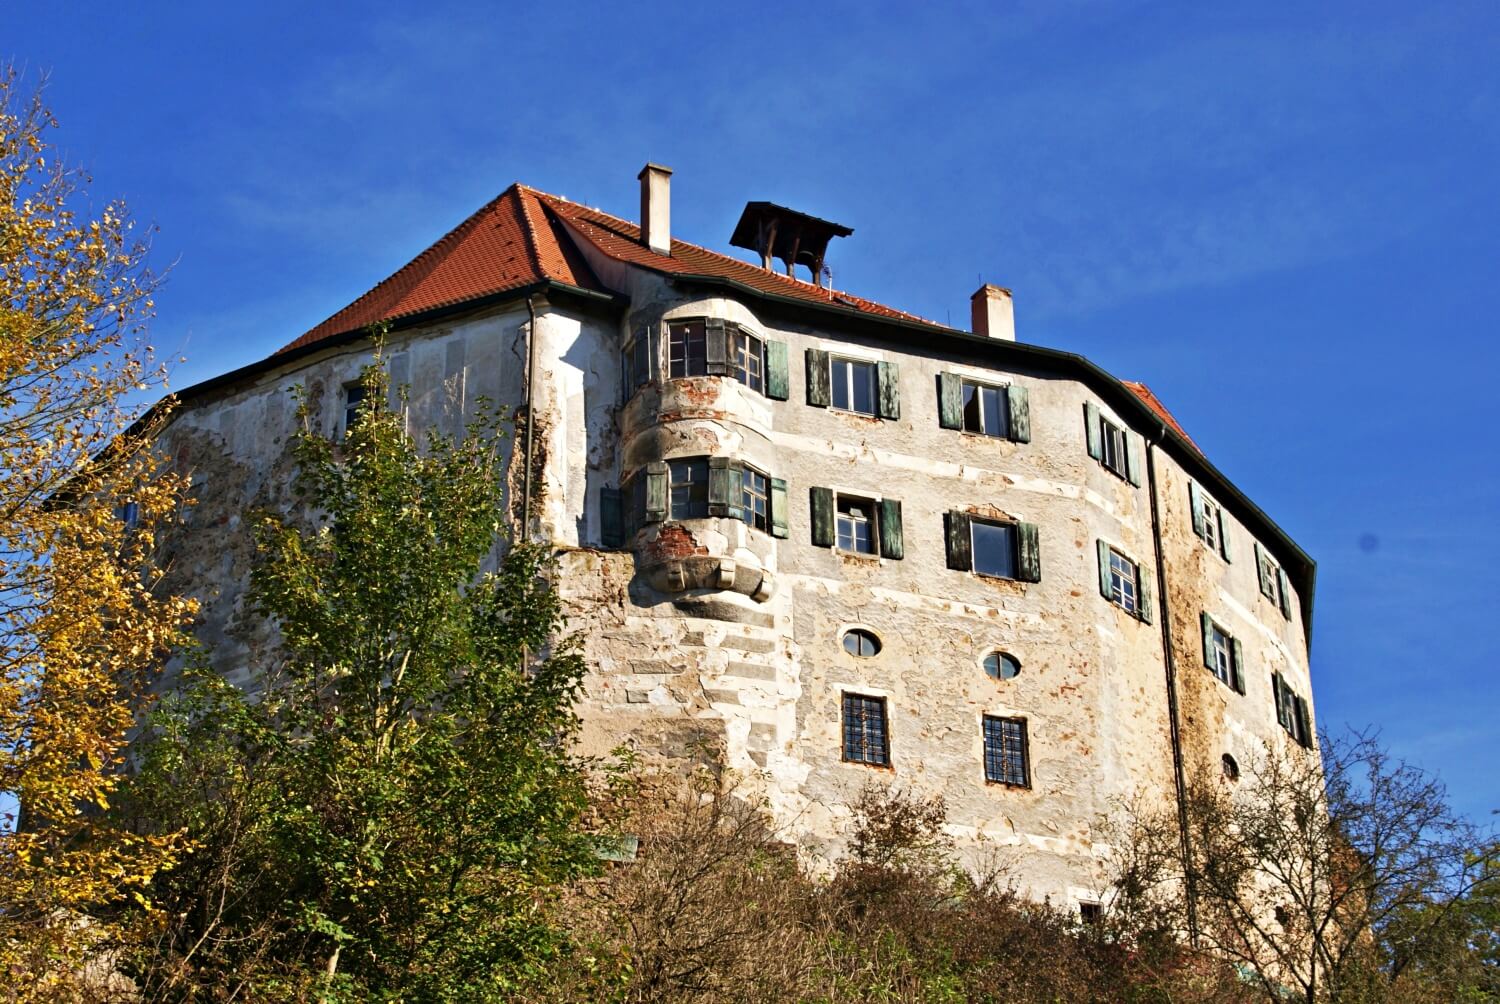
xmin=877 ymin=361 xmax=900 ymax=420
xmin=707 ymin=457 xmax=736 ymax=516
xmin=765 ymin=341 xmax=790 ymax=400
xmin=1218 ymin=511 xmax=1232 ymax=562
xmin=1125 ymin=433 xmax=1142 ymax=487
xmin=1084 ymin=402 xmax=1103 ymax=460
xmin=1136 ymin=561 xmax=1153 ymax=624
xmin=1254 ymin=543 xmax=1273 ymax=598
xmin=810 ymin=486 xmax=835 ymax=547
xmin=1017 ymin=522 xmax=1042 ymax=583
xmin=806 ymin=349 xmax=831 ymax=407
xmin=644 ymin=462 xmax=668 ymax=523
xmin=704 ymin=318 xmax=729 ymax=375
xmin=1200 ymin=612 xmax=1216 ymax=671
xmin=1272 ymin=672 xmax=1285 ymax=727
xmin=878 ymin=498 xmax=904 ymax=559
xmin=938 ymin=373 xmax=963 ymax=430
xmin=1189 ymin=482 xmax=1207 ymax=539
xmin=944 ymin=511 xmax=972 ymax=570
xmin=1278 ymin=567 xmax=1293 ymax=620
xmin=1096 ymin=539 xmax=1114 ymax=600
xmin=600 ymin=487 xmax=624 ymax=547
xmin=769 ymin=477 xmax=789 ymax=539
xmin=1295 ymin=695 xmax=1313 ymax=749
xmin=1231 ymin=637 xmax=1246 ymax=695
xmin=1008 ymin=385 xmax=1031 ymax=443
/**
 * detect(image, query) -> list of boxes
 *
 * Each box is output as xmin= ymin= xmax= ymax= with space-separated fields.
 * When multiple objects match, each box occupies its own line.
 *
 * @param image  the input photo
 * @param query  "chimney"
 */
xmin=638 ymin=163 xmax=672 ymax=255
xmin=971 ymin=284 xmax=1015 ymax=341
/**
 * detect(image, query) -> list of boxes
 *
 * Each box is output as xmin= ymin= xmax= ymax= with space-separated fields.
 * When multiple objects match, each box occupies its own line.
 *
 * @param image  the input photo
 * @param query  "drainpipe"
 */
xmin=521 ymin=295 xmax=539 ymax=542
xmin=1146 ymin=425 xmax=1200 ymax=944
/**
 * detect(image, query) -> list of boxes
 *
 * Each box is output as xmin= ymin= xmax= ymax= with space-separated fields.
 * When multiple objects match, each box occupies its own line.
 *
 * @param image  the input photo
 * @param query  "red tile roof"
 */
xmin=279 ymin=181 xmax=1196 ymax=451
xmin=1122 ymin=381 xmax=1198 ymax=450
xmin=280 ymin=186 xmax=605 ymax=353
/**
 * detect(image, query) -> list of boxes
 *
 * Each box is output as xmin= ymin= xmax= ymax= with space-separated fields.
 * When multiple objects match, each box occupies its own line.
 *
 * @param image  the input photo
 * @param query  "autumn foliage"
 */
xmin=0 ymin=66 xmax=196 ymax=994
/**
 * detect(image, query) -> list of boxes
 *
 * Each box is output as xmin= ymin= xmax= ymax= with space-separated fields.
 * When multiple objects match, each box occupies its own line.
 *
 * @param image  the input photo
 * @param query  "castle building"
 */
xmin=154 ymin=165 xmax=1316 ymax=911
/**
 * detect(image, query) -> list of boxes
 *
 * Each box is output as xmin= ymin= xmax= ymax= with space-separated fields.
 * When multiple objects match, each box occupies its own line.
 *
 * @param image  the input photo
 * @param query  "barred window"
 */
xmin=668 ymin=458 xmax=709 ymax=519
xmin=982 ymin=715 xmax=1029 ymax=787
xmin=742 ymin=466 xmax=769 ymax=531
xmin=841 ymin=693 xmax=890 ymax=767
xmin=668 ymin=320 xmax=708 ymax=378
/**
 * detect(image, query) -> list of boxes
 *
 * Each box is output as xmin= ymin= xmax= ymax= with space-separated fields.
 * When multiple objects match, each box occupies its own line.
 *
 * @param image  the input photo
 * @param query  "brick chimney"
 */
xmin=639 ymin=163 xmax=672 ymax=255
xmin=971 ymin=284 xmax=1015 ymax=341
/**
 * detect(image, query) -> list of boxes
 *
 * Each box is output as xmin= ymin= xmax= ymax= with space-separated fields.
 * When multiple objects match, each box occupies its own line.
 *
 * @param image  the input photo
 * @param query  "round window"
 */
xmin=982 ymin=652 xmax=1020 ymax=681
xmin=842 ymin=628 xmax=881 ymax=657
xmin=1222 ymin=753 xmax=1240 ymax=781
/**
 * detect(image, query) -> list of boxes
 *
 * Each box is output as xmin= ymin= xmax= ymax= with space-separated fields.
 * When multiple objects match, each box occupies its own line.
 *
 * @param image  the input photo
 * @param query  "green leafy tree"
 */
xmin=121 ymin=358 xmax=595 ymax=1000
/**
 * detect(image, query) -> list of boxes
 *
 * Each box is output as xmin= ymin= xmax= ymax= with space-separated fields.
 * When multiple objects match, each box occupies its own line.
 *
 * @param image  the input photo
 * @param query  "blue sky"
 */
xmin=9 ymin=1 xmax=1497 ymax=821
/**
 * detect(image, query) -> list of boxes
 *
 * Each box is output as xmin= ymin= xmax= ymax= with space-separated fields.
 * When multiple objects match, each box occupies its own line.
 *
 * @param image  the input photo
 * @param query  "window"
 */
xmin=1099 ymin=416 xmax=1128 ymax=478
xmin=1255 ymin=542 xmax=1293 ymax=620
xmin=1272 ymin=673 xmax=1314 ymax=749
xmin=972 ymin=520 xmax=1018 ymax=580
xmin=115 ymin=502 xmax=140 ymax=530
xmin=843 ymin=628 xmax=881 ymax=657
xmin=626 ymin=332 xmax=653 ymax=392
xmin=982 ymin=651 xmax=1020 ymax=681
xmin=1096 ymin=541 xmax=1150 ymax=621
xmin=962 ymin=381 xmax=1010 ymax=439
xmin=1079 ymin=902 xmax=1103 ymax=926
xmin=732 ymin=328 xmax=764 ymax=393
xmin=668 ymin=320 xmax=707 ymax=378
xmin=1190 ymin=482 xmax=1231 ymax=560
xmin=343 ymin=383 xmax=366 ymax=437
xmin=842 ymin=693 xmax=890 ymax=766
xmin=830 ymin=357 xmax=877 ymax=416
xmin=741 ymin=466 xmax=769 ymax=531
xmin=668 ymin=458 xmax=709 ymax=519
xmin=836 ymin=495 xmax=878 ymax=555
xmin=982 ymin=715 xmax=1029 ymax=787
xmin=1222 ymin=753 xmax=1240 ymax=781
xmin=1084 ymin=402 xmax=1138 ymax=484
xmin=1200 ymin=613 xmax=1245 ymax=693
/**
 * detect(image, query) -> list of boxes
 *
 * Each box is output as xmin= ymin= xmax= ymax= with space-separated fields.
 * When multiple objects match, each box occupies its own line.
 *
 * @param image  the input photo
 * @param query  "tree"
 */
xmin=121 ymin=359 xmax=596 ymax=1000
xmin=0 ymin=66 xmax=196 ymax=994
xmin=1120 ymin=730 xmax=1497 ymax=1003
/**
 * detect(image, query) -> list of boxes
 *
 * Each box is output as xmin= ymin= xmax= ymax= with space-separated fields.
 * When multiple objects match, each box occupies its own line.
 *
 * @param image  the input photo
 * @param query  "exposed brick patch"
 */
xmin=643 ymin=524 xmax=707 ymax=563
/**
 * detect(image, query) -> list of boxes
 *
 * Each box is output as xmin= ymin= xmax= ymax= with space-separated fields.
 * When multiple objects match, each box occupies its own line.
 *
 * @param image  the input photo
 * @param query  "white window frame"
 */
xmin=961 ymin=379 xmax=1010 ymax=438
xmin=830 ymin=356 xmax=877 ymax=417
xmin=971 ymin=518 xmax=1019 ymax=580
xmin=1099 ymin=415 xmax=1128 ymax=478
xmin=835 ymin=493 xmax=879 ymax=555
xmin=1207 ymin=622 xmax=1234 ymax=686
xmin=1107 ymin=548 xmax=1139 ymax=614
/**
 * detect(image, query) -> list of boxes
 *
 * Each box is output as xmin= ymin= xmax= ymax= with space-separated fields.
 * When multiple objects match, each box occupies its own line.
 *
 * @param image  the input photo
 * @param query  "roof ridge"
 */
xmin=513 ymin=186 xmax=550 ymax=281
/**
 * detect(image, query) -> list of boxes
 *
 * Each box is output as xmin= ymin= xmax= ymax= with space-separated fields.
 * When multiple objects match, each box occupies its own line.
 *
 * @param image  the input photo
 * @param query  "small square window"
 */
xmin=343 ymin=383 xmax=366 ymax=438
xmin=982 ymin=715 xmax=1029 ymax=787
xmin=842 ymin=693 xmax=890 ymax=767
xmin=962 ymin=381 xmax=1010 ymax=439
xmin=836 ymin=495 xmax=878 ymax=555
xmin=1107 ymin=549 xmax=1139 ymax=615
xmin=668 ymin=321 xmax=708 ymax=378
xmin=972 ymin=520 xmax=1018 ymax=580
xmin=741 ymin=466 xmax=769 ymax=532
xmin=733 ymin=329 xmax=764 ymax=393
xmin=668 ymin=458 xmax=709 ymax=519
xmin=1207 ymin=622 xmax=1234 ymax=686
xmin=1099 ymin=415 xmax=1128 ymax=478
xmin=1079 ymin=902 xmax=1103 ymax=926
xmin=830 ymin=357 xmax=877 ymax=416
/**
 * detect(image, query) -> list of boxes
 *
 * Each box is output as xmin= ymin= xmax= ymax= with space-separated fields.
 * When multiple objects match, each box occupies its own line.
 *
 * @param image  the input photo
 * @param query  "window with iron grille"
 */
xmin=668 ymin=320 xmax=707 ymax=378
xmin=1107 ymin=548 xmax=1139 ymax=614
xmin=668 ymin=458 xmax=709 ymax=519
xmin=836 ymin=495 xmax=878 ymax=555
xmin=982 ymin=715 xmax=1029 ymax=787
xmin=842 ymin=693 xmax=890 ymax=766
xmin=961 ymin=380 xmax=1010 ymax=439
xmin=742 ymin=466 xmax=769 ymax=531
xmin=733 ymin=329 xmax=764 ymax=393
